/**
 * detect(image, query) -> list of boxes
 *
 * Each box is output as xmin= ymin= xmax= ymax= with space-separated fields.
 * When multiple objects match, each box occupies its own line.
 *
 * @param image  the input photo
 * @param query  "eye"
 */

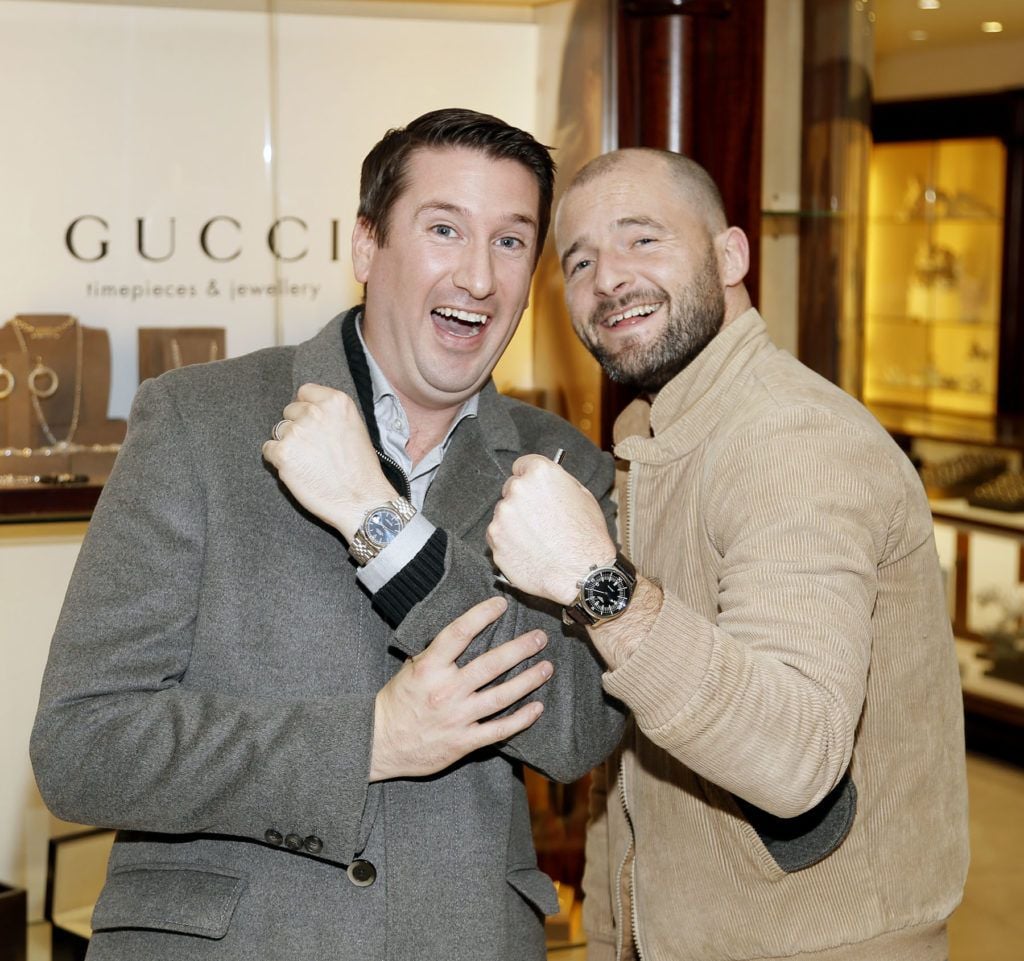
xmin=497 ymin=236 xmax=525 ymax=250
xmin=634 ymin=236 xmax=656 ymax=247
xmin=568 ymin=258 xmax=593 ymax=277
xmin=431 ymin=224 xmax=457 ymax=238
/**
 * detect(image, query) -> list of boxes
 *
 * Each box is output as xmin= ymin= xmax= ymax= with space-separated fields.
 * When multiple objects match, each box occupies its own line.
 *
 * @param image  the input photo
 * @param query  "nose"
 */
xmin=593 ymin=252 xmax=633 ymax=298
xmin=453 ymin=241 xmax=497 ymax=300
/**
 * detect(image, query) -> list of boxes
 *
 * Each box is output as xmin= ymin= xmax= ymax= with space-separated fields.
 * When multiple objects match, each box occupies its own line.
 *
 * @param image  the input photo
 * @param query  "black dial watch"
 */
xmin=563 ymin=553 xmax=637 ymax=627
xmin=349 ymin=497 xmax=416 ymax=565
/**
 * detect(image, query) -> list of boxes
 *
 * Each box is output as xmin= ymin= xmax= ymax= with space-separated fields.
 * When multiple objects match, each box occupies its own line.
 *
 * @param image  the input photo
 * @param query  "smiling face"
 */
xmin=353 ymin=146 xmax=540 ymax=419
xmin=555 ymin=151 xmax=734 ymax=395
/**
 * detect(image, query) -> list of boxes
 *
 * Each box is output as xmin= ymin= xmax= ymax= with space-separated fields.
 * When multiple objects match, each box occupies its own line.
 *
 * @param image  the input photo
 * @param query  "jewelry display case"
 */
xmin=865 ymin=138 xmax=1004 ymax=417
xmin=138 ymin=327 xmax=226 ymax=383
xmin=868 ymin=90 xmax=1024 ymax=420
xmin=0 ymin=315 xmax=126 ymax=520
xmin=907 ymin=435 xmax=1024 ymax=766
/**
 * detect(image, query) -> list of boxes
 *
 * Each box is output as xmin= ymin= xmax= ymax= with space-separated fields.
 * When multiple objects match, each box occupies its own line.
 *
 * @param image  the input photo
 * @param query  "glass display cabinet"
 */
xmin=866 ymin=138 xmax=1004 ymax=418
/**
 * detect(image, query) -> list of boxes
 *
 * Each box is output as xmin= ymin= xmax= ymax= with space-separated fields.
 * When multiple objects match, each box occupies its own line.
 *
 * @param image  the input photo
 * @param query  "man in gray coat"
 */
xmin=31 ymin=108 xmax=624 ymax=960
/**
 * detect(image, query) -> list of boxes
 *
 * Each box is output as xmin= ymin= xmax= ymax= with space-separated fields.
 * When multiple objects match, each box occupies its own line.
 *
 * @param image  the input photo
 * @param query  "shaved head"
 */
xmin=566 ymin=148 xmax=728 ymax=236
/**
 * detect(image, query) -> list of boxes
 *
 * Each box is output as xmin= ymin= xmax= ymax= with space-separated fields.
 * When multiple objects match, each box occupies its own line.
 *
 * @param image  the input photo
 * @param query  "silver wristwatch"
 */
xmin=348 ymin=497 xmax=417 ymax=565
xmin=562 ymin=553 xmax=637 ymax=627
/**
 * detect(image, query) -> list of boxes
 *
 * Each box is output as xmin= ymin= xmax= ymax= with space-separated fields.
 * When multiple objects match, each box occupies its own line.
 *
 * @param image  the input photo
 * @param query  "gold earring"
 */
xmin=0 ymin=361 xmax=13 ymax=400
xmin=27 ymin=358 xmax=59 ymax=399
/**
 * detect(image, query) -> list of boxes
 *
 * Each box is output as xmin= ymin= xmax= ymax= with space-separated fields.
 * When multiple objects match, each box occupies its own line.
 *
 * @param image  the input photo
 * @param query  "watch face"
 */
xmin=582 ymin=569 xmax=631 ymax=618
xmin=365 ymin=508 xmax=403 ymax=547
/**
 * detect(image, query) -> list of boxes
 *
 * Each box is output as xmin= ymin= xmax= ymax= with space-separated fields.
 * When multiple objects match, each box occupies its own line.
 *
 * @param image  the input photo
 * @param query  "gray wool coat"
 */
xmin=30 ymin=311 xmax=625 ymax=961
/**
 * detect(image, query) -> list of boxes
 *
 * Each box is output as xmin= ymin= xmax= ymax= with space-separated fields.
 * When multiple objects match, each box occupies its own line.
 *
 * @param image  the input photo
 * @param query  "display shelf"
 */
xmin=867 ymin=313 xmax=997 ymax=328
xmin=870 ymin=215 xmax=1002 ymax=226
xmin=0 ymin=485 xmax=101 ymax=523
xmin=930 ymin=496 xmax=1024 ymax=538
xmin=870 ymin=403 xmax=1024 ymax=451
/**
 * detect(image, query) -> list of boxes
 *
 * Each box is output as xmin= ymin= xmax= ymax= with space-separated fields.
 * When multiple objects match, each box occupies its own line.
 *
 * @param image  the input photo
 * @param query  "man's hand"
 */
xmin=370 ymin=597 xmax=552 ymax=781
xmin=261 ymin=383 xmax=397 ymax=540
xmin=487 ymin=454 xmax=616 ymax=605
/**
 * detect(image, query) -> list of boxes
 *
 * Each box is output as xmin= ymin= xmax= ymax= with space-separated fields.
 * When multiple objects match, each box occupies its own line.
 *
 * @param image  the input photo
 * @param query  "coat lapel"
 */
xmin=425 ymin=382 xmax=521 ymax=537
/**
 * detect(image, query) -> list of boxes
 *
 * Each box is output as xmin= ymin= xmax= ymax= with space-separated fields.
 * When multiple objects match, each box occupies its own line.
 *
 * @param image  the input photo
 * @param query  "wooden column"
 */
xmin=604 ymin=0 xmax=765 ymax=446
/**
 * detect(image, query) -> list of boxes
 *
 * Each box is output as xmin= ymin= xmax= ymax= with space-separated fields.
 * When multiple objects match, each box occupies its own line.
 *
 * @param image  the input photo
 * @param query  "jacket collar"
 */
xmin=613 ymin=308 xmax=776 ymax=465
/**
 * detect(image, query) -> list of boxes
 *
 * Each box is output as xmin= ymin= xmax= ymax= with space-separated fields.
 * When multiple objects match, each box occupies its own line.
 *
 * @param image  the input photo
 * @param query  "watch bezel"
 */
xmin=563 ymin=553 xmax=637 ymax=627
xmin=348 ymin=496 xmax=416 ymax=565
xmin=580 ymin=567 xmax=633 ymax=619
xmin=363 ymin=506 xmax=404 ymax=548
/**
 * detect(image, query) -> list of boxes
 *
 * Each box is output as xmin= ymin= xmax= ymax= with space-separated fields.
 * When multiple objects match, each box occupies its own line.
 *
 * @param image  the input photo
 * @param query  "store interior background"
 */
xmin=1 ymin=0 xmax=1023 ymax=958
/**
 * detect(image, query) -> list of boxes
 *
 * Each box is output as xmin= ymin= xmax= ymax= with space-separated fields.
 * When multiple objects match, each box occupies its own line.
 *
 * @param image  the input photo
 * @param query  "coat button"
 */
xmin=347 ymin=859 xmax=377 ymax=887
xmin=304 ymin=835 xmax=323 ymax=854
xmin=265 ymin=829 xmax=283 ymax=846
xmin=284 ymin=833 xmax=303 ymax=851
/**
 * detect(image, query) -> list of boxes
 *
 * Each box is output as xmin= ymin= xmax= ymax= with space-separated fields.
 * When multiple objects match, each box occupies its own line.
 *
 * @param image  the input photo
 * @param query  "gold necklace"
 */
xmin=169 ymin=337 xmax=219 ymax=369
xmin=11 ymin=319 xmax=83 ymax=449
xmin=12 ymin=315 xmax=77 ymax=340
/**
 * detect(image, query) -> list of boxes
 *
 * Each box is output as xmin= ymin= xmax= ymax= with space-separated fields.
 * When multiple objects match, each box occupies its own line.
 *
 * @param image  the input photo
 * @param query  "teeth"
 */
xmin=606 ymin=303 xmax=659 ymax=327
xmin=434 ymin=307 xmax=488 ymax=325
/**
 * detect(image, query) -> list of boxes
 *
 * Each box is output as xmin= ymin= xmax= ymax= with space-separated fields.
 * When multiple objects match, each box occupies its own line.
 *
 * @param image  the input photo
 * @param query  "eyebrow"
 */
xmin=560 ymin=216 xmax=665 ymax=274
xmin=414 ymin=201 xmax=538 ymax=233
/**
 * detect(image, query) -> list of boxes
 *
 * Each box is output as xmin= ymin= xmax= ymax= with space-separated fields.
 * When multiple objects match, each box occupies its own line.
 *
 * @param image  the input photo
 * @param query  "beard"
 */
xmin=578 ymin=244 xmax=726 ymax=396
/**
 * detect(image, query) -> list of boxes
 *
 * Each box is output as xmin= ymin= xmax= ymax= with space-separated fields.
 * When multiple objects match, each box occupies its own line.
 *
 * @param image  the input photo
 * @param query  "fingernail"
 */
xmin=534 ymin=631 xmax=548 ymax=649
xmin=540 ymin=661 xmax=553 ymax=678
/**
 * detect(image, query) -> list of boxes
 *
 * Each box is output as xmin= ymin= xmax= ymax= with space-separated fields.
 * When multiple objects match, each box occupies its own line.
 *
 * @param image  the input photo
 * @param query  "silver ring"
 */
xmin=272 ymin=419 xmax=289 ymax=441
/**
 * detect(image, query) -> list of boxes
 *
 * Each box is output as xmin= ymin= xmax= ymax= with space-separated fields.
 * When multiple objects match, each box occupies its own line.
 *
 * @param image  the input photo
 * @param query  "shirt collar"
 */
xmin=355 ymin=311 xmax=479 ymax=450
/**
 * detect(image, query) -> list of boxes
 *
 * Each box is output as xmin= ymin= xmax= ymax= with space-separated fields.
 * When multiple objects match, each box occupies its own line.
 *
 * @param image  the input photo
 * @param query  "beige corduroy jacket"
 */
xmin=583 ymin=309 xmax=969 ymax=961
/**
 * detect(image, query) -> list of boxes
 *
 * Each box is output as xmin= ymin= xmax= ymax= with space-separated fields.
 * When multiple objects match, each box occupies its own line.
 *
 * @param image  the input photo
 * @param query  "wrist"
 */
xmin=337 ymin=485 xmax=402 ymax=542
xmin=558 ymin=544 xmax=618 ymax=604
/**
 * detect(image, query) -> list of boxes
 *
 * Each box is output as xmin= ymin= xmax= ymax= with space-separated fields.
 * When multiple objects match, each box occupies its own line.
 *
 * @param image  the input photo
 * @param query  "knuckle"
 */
xmin=425 ymin=687 xmax=449 ymax=713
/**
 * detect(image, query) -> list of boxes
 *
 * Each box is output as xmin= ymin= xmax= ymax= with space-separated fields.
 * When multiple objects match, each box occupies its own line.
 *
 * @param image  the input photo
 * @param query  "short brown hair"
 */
xmin=358 ymin=108 xmax=556 ymax=258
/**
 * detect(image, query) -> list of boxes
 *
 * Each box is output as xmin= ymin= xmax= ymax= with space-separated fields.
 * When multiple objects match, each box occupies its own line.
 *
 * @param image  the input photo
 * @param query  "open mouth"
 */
xmin=432 ymin=306 xmax=489 ymax=339
xmin=602 ymin=302 xmax=662 ymax=329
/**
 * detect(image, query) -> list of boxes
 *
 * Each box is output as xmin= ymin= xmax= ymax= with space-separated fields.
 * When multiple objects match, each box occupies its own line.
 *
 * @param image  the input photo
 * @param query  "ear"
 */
xmin=351 ymin=217 xmax=377 ymax=284
xmin=716 ymin=226 xmax=750 ymax=288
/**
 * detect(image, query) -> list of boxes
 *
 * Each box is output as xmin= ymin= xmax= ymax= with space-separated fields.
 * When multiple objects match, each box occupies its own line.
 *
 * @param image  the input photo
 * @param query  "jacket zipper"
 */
xmin=618 ymin=755 xmax=647 ymax=961
xmin=625 ymin=462 xmax=636 ymax=561
xmin=375 ymin=447 xmax=412 ymax=501
xmin=613 ymin=756 xmax=630 ymax=961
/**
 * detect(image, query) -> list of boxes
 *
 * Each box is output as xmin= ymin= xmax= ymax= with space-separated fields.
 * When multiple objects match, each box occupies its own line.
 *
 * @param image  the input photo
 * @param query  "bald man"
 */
xmin=487 ymin=149 xmax=969 ymax=961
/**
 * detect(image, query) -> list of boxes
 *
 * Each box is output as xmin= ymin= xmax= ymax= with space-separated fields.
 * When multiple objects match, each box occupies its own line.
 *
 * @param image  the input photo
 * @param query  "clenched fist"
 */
xmin=262 ymin=383 xmax=397 ymax=540
xmin=487 ymin=454 xmax=617 ymax=605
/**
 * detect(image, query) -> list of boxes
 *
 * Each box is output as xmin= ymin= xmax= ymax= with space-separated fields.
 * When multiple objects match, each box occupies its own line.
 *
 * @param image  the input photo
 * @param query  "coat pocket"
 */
xmin=733 ymin=773 xmax=858 ymax=873
xmin=91 ymin=862 xmax=246 ymax=940
xmin=506 ymin=867 xmax=560 ymax=916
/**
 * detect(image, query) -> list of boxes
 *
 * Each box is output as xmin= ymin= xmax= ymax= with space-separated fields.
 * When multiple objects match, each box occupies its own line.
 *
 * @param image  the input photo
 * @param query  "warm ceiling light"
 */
xmin=981 ymin=21 xmax=1004 ymax=34
xmin=917 ymin=0 xmax=940 ymax=9
xmin=909 ymin=29 xmax=929 ymax=41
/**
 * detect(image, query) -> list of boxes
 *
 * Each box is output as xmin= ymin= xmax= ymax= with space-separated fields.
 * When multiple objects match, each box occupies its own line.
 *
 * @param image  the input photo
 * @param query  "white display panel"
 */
xmin=0 ymin=1 xmax=537 ymax=418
